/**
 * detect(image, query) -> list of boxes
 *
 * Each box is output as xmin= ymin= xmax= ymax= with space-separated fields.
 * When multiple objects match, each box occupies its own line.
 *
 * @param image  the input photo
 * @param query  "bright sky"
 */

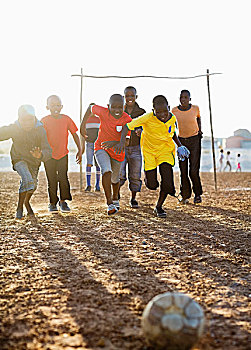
xmin=0 ymin=0 xmax=250 ymax=138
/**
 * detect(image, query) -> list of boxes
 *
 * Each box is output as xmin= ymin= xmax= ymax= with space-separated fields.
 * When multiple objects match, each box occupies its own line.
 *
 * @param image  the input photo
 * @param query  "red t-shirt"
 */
xmin=91 ymin=105 xmax=132 ymax=161
xmin=41 ymin=114 xmax=78 ymax=160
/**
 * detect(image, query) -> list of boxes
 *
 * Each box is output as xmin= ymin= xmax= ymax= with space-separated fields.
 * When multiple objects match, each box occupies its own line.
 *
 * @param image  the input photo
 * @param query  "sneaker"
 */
xmin=180 ymin=198 xmax=189 ymax=204
xmin=113 ymin=200 xmax=120 ymax=210
xmin=194 ymin=195 xmax=202 ymax=204
xmin=107 ymin=203 xmax=118 ymax=215
xmin=16 ymin=209 xmax=23 ymax=219
xmin=49 ymin=204 xmax=58 ymax=213
xmin=60 ymin=202 xmax=71 ymax=213
xmin=95 ymin=186 xmax=101 ymax=192
xmin=154 ymin=207 xmax=167 ymax=218
xmin=130 ymin=198 xmax=139 ymax=208
xmin=85 ymin=186 xmax=91 ymax=192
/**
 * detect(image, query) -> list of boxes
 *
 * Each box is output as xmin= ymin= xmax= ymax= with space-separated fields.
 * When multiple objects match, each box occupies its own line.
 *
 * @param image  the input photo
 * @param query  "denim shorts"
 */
xmin=86 ymin=142 xmax=98 ymax=167
xmin=95 ymin=149 xmax=122 ymax=184
xmin=14 ymin=161 xmax=39 ymax=193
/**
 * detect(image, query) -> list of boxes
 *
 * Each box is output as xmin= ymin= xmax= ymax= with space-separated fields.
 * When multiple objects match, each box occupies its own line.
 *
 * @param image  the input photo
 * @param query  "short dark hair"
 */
xmin=180 ymin=90 xmax=191 ymax=97
xmin=124 ymin=86 xmax=137 ymax=94
xmin=109 ymin=94 xmax=124 ymax=104
xmin=152 ymin=95 xmax=168 ymax=108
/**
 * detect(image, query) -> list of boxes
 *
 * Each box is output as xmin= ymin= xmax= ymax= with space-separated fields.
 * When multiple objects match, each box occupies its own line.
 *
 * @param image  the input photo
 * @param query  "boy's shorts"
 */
xmin=14 ymin=161 xmax=39 ymax=193
xmin=143 ymin=149 xmax=175 ymax=171
xmin=95 ymin=149 xmax=122 ymax=184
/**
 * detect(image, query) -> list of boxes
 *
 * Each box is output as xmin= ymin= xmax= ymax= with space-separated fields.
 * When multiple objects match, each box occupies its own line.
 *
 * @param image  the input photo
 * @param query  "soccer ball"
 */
xmin=141 ymin=292 xmax=205 ymax=350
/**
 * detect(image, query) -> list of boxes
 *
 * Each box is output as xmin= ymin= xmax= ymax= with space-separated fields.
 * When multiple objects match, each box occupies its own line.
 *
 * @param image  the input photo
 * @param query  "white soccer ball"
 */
xmin=142 ymin=292 xmax=205 ymax=350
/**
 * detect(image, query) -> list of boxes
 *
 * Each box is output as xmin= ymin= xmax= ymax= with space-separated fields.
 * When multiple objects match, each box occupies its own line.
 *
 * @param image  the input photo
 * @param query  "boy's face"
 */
xmin=19 ymin=114 xmax=35 ymax=131
xmin=153 ymin=103 xmax=170 ymax=123
xmin=108 ymin=98 xmax=124 ymax=119
xmin=180 ymin=92 xmax=191 ymax=107
xmin=47 ymin=96 xmax=63 ymax=117
xmin=124 ymin=89 xmax=137 ymax=107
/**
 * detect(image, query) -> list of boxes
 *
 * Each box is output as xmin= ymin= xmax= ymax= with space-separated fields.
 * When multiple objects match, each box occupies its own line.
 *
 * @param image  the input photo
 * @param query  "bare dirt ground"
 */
xmin=0 ymin=171 xmax=250 ymax=350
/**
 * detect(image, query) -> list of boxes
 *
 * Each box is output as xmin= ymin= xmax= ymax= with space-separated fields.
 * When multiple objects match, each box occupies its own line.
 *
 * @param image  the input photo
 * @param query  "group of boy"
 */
xmin=0 ymin=87 xmax=203 ymax=219
xmin=81 ymin=87 xmax=202 ymax=217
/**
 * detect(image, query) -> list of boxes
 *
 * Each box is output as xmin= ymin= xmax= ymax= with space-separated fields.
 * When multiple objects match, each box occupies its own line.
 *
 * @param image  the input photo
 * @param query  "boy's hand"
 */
xmin=177 ymin=146 xmax=190 ymax=161
xmin=30 ymin=147 xmax=42 ymax=159
xmin=135 ymin=128 xmax=142 ymax=137
xmin=76 ymin=151 xmax=82 ymax=164
xmin=101 ymin=141 xmax=124 ymax=154
xmin=101 ymin=141 xmax=119 ymax=150
xmin=112 ymin=142 xmax=125 ymax=154
xmin=82 ymin=128 xmax=88 ymax=140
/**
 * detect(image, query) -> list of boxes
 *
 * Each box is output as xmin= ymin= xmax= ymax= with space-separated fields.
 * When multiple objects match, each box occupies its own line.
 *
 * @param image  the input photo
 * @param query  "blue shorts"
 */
xmin=95 ymin=149 xmax=122 ymax=184
xmin=14 ymin=161 xmax=39 ymax=193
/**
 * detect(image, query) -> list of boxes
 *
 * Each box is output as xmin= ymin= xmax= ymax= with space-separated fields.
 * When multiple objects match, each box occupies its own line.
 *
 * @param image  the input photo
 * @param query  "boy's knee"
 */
xmin=145 ymin=178 xmax=159 ymax=190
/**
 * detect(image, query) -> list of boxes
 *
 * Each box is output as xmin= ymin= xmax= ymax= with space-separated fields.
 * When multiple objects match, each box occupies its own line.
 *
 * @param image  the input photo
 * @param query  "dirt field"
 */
xmin=0 ymin=171 xmax=250 ymax=350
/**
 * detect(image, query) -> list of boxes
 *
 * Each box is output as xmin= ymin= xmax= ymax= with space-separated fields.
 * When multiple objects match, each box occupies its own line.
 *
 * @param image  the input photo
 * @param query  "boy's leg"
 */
xmin=102 ymin=172 xmax=113 ymax=205
xmin=94 ymin=156 xmax=101 ymax=191
xmin=111 ymin=158 xmax=122 ymax=203
xmin=127 ymin=145 xmax=142 ymax=206
xmin=95 ymin=149 xmax=113 ymax=205
xmin=24 ymin=166 xmax=39 ymax=215
xmin=85 ymin=142 xmax=94 ymax=191
xmin=57 ymin=155 xmax=72 ymax=202
xmin=119 ymin=148 xmax=128 ymax=188
xmin=188 ymin=135 xmax=203 ymax=198
xmin=14 ymin=161 xmax=36 ymax=218
xmin=179 ymin=137 xmax=192 ymax=200
xmin=144 ymin=167 xmax=158 ymax=190
xmin=44 ymin=158 xmax=59 ymax=205
xmin=156 ymin=162 xmax=175 ymax=208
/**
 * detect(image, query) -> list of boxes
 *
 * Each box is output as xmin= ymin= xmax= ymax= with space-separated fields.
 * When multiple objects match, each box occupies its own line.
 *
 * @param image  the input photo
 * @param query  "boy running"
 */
xmin=103 ymin=95 xmax=189 ymax=217
xmin=41 ymin=95 xmax=82 ymax=213
xmin=120 ymin=86 xmax=145 ymax=208
xmin=0 ymin=105 xmax=52 ymax=219
xmin=80 ymin=94 xmax=132 ymax=215
xmin=172 ymin=90 xmax=203 ymax=204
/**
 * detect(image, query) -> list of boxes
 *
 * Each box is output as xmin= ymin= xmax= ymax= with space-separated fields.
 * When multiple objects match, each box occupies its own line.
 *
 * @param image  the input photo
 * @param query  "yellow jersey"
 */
xmin=126 ymin=112 xmax=177 ymax=171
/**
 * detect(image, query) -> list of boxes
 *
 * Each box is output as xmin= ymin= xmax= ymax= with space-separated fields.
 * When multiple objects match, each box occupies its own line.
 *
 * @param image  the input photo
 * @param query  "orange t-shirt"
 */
xmin=172 ymin=105 xmax=200 ymax=138
xmin=41 ymin=114 xmax=78 ymax=160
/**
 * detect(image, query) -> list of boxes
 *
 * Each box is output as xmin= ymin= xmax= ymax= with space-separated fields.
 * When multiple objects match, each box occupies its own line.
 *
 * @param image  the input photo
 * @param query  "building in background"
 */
xmin=226 ymin=129 xmax=251 ymax=148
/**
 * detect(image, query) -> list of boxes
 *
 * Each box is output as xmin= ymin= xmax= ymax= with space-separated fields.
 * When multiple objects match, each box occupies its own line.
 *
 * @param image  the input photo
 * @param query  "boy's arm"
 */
xmin=72 ymin=132 xmax=82 ymax=164
xmin=80 ymin=104 xmax=93 ymax=140
xmin=197 ymin=117 xmax=203 ymax=137
xmin=172 ymin=132 xmax=182 ymax=147
xmin=0 ymin=124 xmax=15 ymax=141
